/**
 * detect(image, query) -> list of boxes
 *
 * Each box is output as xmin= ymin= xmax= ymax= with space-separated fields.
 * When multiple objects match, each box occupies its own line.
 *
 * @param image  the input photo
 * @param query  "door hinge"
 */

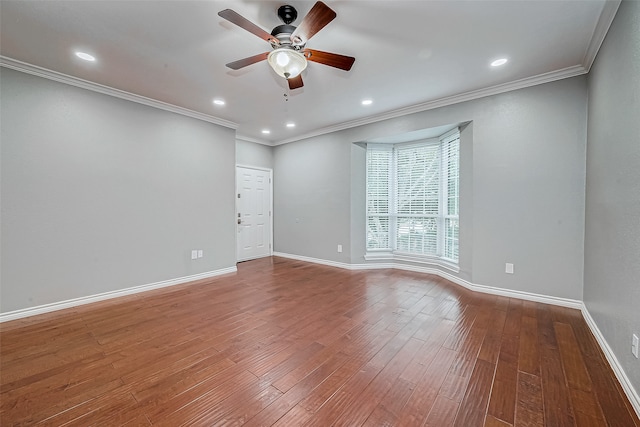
xmin=237 ymin=193 xmax=241 ymax=198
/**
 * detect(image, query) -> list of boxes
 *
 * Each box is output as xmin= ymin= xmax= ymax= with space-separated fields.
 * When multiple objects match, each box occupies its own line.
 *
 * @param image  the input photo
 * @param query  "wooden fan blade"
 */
xmin=219 ymin=9 xmax=279 ymax=45
xmin=303 ymin=49 xmax=355 ymax=71
xmin=290 ymin=1 xmax=336 ymax=44
xmin=288 ymin=75 xmax=304 ymax=90
xmin=225 ymin=52 xmax=269 ymax=70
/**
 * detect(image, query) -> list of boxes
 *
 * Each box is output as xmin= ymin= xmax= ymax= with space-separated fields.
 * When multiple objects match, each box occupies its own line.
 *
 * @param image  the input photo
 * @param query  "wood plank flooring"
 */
xmin=1 ymin=256 xmax=638 ymax=426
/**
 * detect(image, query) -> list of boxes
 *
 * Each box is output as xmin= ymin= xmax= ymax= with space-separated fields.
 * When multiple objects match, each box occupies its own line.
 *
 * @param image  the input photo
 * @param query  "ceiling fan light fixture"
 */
xmin=267 ymin=48 xmax=307 ymax=79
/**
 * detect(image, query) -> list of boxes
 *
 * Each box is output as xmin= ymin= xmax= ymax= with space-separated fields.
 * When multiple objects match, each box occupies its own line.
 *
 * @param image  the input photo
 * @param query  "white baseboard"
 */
xmin=272 ymin=252 xmax=354 ymax=270
xmin=272 ymin=252 xmax=582 ymax=309
xmin=581 ymin=306 xmax=640 ymax=418
xmin=0 ymin=266 xmax=237 ymax=323
xmin=3 ymin=253 xmax=637 ymax=418
xmin=466 ymin=281 xmax=583 ymax=309
xmin=273 ymin=252 xmax=637 ymax=417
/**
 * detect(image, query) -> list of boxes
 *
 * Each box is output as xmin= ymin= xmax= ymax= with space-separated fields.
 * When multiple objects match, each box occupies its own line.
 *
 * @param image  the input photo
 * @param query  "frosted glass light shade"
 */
xmin=267 ymin=48 xmax=307 ymax=79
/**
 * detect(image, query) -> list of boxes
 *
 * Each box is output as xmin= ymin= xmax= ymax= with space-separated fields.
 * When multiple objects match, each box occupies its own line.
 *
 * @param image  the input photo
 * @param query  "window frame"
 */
xmin=365 ymin=128 xmax=460 ymax=270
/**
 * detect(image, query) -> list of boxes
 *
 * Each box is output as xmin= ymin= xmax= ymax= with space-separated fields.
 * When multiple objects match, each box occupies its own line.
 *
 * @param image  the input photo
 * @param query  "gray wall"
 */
xmin=1 ymin=68 xmax=237 ymax=313
xmin=274 ymin=133 xmax=352 ymax=263
xmin=274 ymin=76 xmax=587 ymax=300
xmin=236 ymin=139 xmax=273 ymax=170
xmin=584 ymin=0 xmax=640 ymax=392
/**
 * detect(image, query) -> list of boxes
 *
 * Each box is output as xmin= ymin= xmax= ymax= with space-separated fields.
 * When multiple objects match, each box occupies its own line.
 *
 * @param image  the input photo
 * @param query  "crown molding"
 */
xmin=235 ymin=135 xmax=272 ymax=146
xmin=0 ymin=56 xmax=238 ymax=130
xmin=0 ymin=54 xmax=588 ymax=148
xmin=273 ymin=64 xmax=587 ymax=145
xmin=582 ymin=0 xmax=621 ymax=72
xmin=272 ymin=0 xmax=620 ymax=147
xmin=4 ymin=0 xmax=617 ymax=148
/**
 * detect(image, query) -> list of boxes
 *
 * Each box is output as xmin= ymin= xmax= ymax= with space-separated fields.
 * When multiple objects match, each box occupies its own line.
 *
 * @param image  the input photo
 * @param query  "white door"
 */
xmin=236 ymin=166 xmax=272 ymax=262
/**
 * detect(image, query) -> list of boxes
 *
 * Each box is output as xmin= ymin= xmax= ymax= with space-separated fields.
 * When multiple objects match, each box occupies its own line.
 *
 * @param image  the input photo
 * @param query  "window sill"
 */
xmin=364 ymin=251 xmax=459 ymax=273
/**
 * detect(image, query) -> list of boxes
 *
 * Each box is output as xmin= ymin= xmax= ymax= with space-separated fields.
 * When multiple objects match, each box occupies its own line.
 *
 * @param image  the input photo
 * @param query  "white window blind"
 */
xmin=395 ymin=143 xmax=440 ymax=255
xmin=442 ymin=131 xmax=460 ymax=261
xmin=366 ymin=129 xmax=460 ymax=263
xmin=366 ymin=147 xmax=392 ymax=250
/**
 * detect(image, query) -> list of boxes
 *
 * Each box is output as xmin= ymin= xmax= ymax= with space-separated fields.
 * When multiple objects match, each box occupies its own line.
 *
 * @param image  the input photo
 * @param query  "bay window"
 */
xmin=366 ymin=129 xmax=459 ymax=264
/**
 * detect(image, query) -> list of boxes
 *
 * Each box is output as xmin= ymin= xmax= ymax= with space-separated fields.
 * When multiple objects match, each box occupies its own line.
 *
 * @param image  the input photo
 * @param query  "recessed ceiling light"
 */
xmin=213 ymin=99 xmax=225 ymax=106
xmin=491 ymin=58 xmax=508 ymax=67
xmin=286 ymin=123 xmax=295 ymax=128
xmin=262 ymin=129 xmax=271 ymax=134
xmin=361 ymin=99 xmax=373 ymax=106
xmin=75 ymin=51 xmax=96 ymax=62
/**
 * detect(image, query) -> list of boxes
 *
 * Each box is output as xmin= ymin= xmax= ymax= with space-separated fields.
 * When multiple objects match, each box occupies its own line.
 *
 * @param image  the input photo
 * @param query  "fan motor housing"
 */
xmin=271 ymin=24 xmax=298 ymax=46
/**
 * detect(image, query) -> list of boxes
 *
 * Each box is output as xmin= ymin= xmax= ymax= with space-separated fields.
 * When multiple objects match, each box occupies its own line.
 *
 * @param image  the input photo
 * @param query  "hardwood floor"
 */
xmin=1 ymin=257 xmax=638 ymax=426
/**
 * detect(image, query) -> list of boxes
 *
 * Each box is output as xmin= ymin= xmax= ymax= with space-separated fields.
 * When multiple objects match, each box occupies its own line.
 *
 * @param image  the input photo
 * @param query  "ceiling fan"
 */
xmin=218 ymin=1 xmax=355 ymax=90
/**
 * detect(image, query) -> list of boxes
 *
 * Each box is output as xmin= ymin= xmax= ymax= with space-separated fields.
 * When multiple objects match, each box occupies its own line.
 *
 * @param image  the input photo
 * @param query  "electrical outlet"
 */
xmin=191 ymin=250 xmax=198 ymax=260
xmin=197 ymin=250 xmax=203 ymax=258
xmin=505 ymin=263 xmax=514 ymax=274
xmin=632 ymin=334 xmax=639 ymax=358
xmin=337 ymin=244 xmax=343 ymax=253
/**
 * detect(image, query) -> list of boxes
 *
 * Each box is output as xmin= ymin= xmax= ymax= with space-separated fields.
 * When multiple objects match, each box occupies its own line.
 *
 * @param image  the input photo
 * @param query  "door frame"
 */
xmin=235 ymin=164 xmax=274 ymax=262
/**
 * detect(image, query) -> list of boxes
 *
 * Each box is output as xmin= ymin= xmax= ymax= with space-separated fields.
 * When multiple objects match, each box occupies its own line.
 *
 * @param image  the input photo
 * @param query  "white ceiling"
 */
xmin=0 ymin=1 xmax=619 ymax=145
